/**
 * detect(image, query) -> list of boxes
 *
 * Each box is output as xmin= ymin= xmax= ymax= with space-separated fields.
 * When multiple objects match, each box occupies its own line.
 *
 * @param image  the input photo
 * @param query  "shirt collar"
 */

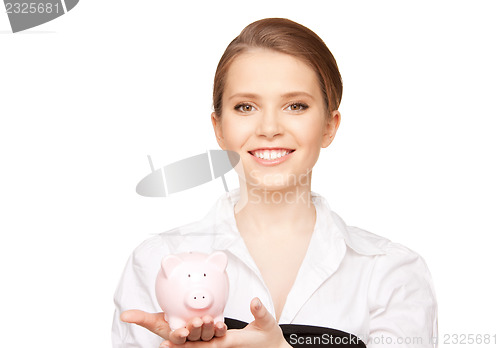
xmin=207 ymin=188 xmax=386 ymax=257
xmin=311 ymin=192 xmax=387 ymax=256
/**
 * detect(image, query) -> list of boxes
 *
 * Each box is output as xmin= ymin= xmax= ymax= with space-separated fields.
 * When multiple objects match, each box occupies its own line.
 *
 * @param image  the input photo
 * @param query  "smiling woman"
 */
xmin=212 ymin=47 xmax=339 ymax=198
xmin=112 ymin=18 xmax=438 ymax=348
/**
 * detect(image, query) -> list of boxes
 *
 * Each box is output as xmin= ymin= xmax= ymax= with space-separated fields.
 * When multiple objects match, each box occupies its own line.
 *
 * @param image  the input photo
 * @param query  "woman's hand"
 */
xmin=120 ymin=310 xmax=227 ymax=345
xmin=160 ymin=297 xmax=292 ymax=348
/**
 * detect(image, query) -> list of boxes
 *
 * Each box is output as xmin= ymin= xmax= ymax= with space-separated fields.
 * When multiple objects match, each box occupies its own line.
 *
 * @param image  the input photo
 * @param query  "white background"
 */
xmin=1 ymin=1 xmax=499 ymax=347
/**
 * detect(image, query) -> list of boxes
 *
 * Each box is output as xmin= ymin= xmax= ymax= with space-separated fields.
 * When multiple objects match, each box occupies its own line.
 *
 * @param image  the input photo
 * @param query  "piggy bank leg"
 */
xmin=168 ymin=316 xmax=188 ymax=331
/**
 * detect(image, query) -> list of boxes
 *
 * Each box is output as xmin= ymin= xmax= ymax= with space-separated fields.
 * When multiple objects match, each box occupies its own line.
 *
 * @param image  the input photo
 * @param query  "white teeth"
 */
xmin=252 ymin=149 xmax=291 ymax=160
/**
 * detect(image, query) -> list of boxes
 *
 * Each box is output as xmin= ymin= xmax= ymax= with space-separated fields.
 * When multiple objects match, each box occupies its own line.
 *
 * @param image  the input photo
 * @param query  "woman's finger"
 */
xmin=165 ymin=322 xmax=227 ymax=347
xmin=200 ymin=315 xmax=215 ymax=341
xmin=168 ymin=327 xmax=190 ymax=345
xmin=214 ymin=321 xmax=227 ymax=338
xmin=249 ymin=297 xmax=276 ymax=331
xmin=120 ymin=310 xmax=171 ymax=340
xmin=186 ymin=317 xmax=203 ymax=341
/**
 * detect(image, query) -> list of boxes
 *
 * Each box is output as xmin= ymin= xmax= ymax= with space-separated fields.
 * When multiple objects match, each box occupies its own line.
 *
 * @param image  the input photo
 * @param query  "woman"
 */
xmin=112 ymin=18 xmax=437 ymax=348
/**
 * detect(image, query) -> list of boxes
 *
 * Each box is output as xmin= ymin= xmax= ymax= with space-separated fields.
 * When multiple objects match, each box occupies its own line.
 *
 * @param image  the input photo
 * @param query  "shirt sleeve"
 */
xmin=112 ymin=235 xmax=168 ymax=348
xmin=367 ymin=243 xmax=438 ymax=348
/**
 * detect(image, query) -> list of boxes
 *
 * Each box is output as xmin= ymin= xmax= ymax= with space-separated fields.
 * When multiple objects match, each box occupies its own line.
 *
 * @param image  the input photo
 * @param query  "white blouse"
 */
xmin=112 ymin=189 xmax=438 ymax=347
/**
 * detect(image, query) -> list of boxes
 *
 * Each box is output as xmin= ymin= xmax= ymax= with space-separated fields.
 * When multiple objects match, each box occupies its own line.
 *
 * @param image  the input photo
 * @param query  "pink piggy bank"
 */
xmin=155 ymin=251 xmax=229 ymax=330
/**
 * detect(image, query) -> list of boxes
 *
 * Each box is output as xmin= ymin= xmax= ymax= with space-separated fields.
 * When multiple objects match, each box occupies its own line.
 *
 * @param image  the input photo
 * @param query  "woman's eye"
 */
xmin=287 ymin=103 xmax=309 ymax=111
xmin=234 ymin=102 xmax=308 ymax=113
xmin=234 ymin=103 xmax=255 ymax=112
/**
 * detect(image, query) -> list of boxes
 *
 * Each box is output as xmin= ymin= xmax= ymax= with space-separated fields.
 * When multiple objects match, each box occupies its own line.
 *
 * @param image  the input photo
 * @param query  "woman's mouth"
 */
xmin=248 ymin=148 xmax=295 ymax=166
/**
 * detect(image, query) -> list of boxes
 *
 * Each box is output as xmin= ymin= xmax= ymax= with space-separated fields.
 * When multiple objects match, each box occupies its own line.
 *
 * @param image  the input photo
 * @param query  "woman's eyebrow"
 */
xmin=280 ymin=91 xmax=314 ymax=99
xmin=228 ymin=91 xmax=314 ymax=100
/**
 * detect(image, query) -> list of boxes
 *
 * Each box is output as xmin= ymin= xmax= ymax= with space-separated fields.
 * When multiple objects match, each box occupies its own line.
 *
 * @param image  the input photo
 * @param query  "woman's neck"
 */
xmin=234 ymin=183 xmax=316 ymax=238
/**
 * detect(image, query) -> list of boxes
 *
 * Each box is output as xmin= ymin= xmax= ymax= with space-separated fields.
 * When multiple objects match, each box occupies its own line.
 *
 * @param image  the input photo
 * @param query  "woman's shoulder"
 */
xmin=339 ymin=225 xmax=438 ymax=343
xmin=342 ymin=225 xmax=437 ymax=317
xmin=344 ymin=223 xmax=432 ymax=273
xmin=344 ymin=224 xmax=435 ymax=293
xmin=315 ymin=192 xmax=422 ymax=257
xmin=325 ymin=208 xmax=421 ymax=259
xmin=345 ymin=224 xmax=421 ymax=258
xmin=347 ymin=226 xmax=423 ymax=261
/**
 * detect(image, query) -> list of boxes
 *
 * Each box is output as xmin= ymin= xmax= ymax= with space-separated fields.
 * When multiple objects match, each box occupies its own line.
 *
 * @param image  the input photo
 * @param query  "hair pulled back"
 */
xmin=212 ymin=18 xmax=342 ymax=118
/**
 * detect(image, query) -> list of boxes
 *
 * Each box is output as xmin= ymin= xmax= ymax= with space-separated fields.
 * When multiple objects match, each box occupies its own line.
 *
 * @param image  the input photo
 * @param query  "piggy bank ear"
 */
xmin=206 ymin=251 xmax=228 ymax=271
xmin=161 ymin=255 xmax=183 ymax=278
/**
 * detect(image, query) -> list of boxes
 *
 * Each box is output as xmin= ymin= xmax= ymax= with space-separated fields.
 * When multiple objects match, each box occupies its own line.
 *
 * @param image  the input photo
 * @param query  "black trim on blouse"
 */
xmin=224 ymin=318 xmax=366 ymax=348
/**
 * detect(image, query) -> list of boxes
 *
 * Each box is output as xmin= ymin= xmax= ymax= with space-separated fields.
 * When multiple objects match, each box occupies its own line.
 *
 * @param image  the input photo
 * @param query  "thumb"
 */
xmin=120 ymin=310 xmax=171 ymax=340
xmin=250 ymin=297 xmax=277 ymax=331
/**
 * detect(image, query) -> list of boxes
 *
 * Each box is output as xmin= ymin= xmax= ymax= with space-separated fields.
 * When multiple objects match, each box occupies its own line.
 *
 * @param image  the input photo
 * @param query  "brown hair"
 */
xmin=212 ymin=17 xmax=343 ymax=118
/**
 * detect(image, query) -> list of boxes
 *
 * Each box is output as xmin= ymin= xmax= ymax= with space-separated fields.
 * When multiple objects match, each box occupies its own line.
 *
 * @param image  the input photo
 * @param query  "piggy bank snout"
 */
xmin=185 ymin=290 xmax=214 ymax=310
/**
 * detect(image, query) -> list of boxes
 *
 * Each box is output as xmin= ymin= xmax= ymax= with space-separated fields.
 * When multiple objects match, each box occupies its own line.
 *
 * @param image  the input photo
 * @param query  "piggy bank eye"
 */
xmin=188 ymin=274 xmax=191 ymax=277
xmin=204 ymin=273 xmax=206 ymax=277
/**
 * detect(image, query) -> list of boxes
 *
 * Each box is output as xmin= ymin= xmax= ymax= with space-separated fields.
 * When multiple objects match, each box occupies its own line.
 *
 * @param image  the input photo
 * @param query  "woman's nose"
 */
xmin=256 ymin=110 xmax=283 ymax=138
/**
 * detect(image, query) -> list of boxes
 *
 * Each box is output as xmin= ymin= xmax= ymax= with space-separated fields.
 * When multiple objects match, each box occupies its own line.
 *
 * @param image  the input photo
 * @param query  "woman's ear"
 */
xmin=321 ymin=110 xmax=341 ymax=148
xmin=211 ymin=112 xmax=226 ymax=150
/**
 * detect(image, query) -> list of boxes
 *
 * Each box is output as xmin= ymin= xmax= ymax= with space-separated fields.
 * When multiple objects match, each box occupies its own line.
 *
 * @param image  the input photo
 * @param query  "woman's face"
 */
xmin=212 ymin=48 xmax=340 ymax=191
